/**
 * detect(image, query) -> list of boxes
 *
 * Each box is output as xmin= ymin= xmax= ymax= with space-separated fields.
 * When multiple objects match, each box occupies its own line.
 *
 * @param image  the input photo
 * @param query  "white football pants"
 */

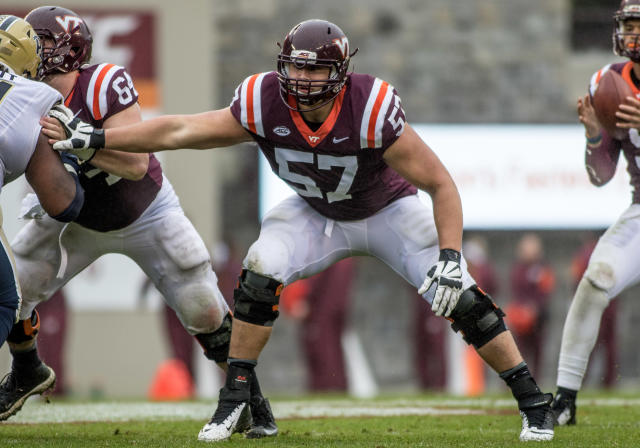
xmin=244 ymin=194 xmax=475 ymax=303
xmin=11 ymin=176 xmax=229 ymax=335
xmin=557 ymin=204 xmax=640 ymax=390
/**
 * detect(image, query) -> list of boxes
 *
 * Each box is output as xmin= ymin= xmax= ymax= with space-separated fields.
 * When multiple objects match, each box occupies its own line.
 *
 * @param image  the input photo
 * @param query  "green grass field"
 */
xmin=0 ymin=393 xmax=638 ymax=447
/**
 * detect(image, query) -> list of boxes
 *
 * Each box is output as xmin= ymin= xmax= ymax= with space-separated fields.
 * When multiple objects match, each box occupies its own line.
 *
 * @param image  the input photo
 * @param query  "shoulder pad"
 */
xmin=359 ymin=77 xmax=404 ymax=149
xmin=230 ymin=72 xmax=273 ymax=137
xmin=83 ymin=63 xmax=138 ymax=121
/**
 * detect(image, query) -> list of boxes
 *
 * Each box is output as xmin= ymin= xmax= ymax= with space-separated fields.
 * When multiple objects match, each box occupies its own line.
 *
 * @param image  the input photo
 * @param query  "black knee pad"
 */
xmin=233 ymin=270 xmax=283 ymax=327
xmin=7 ymin=310 xmax=40 ymax=344
xmin=195 ymin=312 xmax=232 ymax=363
xmin=449 ymin=286 xmax=506 ymax=348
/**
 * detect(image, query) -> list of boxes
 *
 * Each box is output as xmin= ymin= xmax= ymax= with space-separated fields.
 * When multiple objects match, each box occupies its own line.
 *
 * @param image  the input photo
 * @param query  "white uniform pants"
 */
xmin=244 ymin=194 xmax=475 ymax=303
xmin=11 ymin=177 xmax=228 ymax=334
xmin=586 ymin=204 xmax=640 ymax=297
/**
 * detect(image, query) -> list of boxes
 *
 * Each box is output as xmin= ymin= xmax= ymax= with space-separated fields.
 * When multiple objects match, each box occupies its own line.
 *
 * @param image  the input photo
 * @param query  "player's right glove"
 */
xmin=419 ymin=248 xmax=463 ymax=317
xmin=49 ymin=104 xmax=105 ymax=161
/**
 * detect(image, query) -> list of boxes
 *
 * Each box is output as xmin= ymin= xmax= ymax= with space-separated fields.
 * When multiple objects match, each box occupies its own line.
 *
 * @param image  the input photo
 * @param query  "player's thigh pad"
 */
xmin=12 ymin=217 xmax=99 ymax=306
xmin=245 ymin=196 xmax=347 ymax=283
xmin=363 ymin=195 xmax=475 ymax=294
xmin=152 ymin=212 xmax=228 ymax=334
xmin=155 ymin=211 xmax=211 ymax=271
xmin=11 ymin=215 xmax=65 ymax=262
xmin=587 ymin=205 xmax=640 ymax=296
xmin=11 ymin=217 xmax=67 ymax=308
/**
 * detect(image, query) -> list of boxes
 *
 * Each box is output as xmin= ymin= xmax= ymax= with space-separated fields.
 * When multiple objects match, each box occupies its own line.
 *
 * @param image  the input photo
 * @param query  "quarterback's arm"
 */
xmin=105 ymin=107 xmax=251 ymax=152
xmin=585 ymin=133 xmax=621 ymax=186
xmin=383 ymin=124 xmax=462 ymax=251
xmin=577 ymin=94 xmax=621 ymax=186
xmin=25 ymin=133 xmax=84 ymax=220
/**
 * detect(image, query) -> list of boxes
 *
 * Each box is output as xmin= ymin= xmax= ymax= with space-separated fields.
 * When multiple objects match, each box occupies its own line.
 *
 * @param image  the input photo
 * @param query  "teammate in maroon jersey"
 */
xmin=48 ymin=19 xmax=554 ymax=442
xmin=551 ymin=0 xmax=640 ymax=426
xmin=0 ymin=7 xmax=275 ymax=436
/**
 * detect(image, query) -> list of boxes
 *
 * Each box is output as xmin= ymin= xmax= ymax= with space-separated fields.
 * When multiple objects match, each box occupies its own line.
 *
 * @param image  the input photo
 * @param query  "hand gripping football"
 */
xmin=592 ymin=70 xmax=633 ymax=140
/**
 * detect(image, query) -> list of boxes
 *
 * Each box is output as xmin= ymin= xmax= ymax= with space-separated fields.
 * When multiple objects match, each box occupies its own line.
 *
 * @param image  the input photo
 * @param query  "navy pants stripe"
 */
xmin=0 ymin=242 xmax=20 ymax=346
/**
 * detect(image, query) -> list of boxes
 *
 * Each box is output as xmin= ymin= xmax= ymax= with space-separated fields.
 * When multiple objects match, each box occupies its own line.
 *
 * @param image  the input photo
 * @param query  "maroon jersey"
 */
xmin=588 ymin=62 xmax=640 ymax=203
xmin=230 ymin=71 xmax=416 ymax=220
xmin=65 ymin=63 xmax=163 ymax=231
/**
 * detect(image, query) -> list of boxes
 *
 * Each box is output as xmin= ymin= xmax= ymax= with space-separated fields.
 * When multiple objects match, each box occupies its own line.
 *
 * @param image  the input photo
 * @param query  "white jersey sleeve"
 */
xmin=0 ymin=72 xmax=62 ymax=188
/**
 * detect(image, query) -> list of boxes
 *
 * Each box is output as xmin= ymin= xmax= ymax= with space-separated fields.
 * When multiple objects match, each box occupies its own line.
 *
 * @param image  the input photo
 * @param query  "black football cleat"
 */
xmin=519 ymin=392 xmax=554 ymax=441
xmin=245 ymin=395 xmax=278 ymax=439
xmin=0 ymin=361 xmax=56 ymax=421
xmin=198 ymin=364 xmax=252 ymax=442
xmin=550 ymin=388 xmax=577 ymax=426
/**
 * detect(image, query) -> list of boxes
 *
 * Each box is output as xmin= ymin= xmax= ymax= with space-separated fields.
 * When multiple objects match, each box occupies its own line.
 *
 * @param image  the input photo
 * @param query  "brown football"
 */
xmin=592 ymin=70 xmax=633 ymax=140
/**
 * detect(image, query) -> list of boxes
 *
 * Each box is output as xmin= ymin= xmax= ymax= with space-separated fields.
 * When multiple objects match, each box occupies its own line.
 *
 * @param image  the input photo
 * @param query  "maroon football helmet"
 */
xmin=614 ymin=0 xmax=640 ymax=61
xmin=277 ymin=19 xmax=357 ymax=111
xmin=25 ymin=6 xmax=92 ymax=79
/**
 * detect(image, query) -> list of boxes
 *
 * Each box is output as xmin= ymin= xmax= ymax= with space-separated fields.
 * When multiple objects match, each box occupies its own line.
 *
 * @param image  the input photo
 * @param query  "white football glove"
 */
xmin=419 ymin=249 xmax=463 ymax=317
xmin=49 ymin=104 xmax=105 ymax=161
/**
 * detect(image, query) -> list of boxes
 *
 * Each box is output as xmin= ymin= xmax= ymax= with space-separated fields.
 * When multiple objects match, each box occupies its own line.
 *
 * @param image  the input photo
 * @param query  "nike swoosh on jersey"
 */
xmin=332 ymin=136 xmax=349 ymax=143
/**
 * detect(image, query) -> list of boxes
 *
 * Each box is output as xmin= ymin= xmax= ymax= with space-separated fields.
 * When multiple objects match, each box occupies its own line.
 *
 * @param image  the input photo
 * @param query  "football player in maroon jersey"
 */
xmin=551 ymin=0 xmax=640 ymax=426
xmin=48 ymin=19 xmax=554 ymax=442
xmin=0 ymin=6 xmax=275 ymax=437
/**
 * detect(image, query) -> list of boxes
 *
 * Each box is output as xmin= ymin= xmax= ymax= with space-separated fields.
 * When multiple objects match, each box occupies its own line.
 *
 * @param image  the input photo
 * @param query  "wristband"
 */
xmin=586 ymin=133 xmax=602 ymax=145
xmin=439 ymin=248 xmax=461 ymax=263
xmin=89 ymin=128 xmax=106 ymax=150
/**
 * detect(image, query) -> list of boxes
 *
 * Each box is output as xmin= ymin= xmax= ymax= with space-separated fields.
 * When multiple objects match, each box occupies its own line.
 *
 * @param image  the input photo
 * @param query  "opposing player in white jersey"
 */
xmin=48 ymin=19 xmax=555 ymax=442
xmin=0 ymin=7 xmax=276 ymax=436
xmin=552 ymin=0 xmax=640 ymax=426
xmin=0 ymin=13 xmax=84 ymax=389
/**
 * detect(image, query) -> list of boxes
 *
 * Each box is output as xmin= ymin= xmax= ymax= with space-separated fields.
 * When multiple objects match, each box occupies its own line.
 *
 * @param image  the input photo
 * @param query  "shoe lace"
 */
xmin=209 ymin=399 xmax=243 ymax=425
xmin=523 ymin=404 xmax=549 ymax=428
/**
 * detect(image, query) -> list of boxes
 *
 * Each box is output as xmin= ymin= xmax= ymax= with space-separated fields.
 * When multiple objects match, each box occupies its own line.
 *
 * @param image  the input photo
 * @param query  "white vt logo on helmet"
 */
xmin=55 ymin=15 xmax=84 ymax=33
xmin=332 ymin=37 xmax=349 ymax=59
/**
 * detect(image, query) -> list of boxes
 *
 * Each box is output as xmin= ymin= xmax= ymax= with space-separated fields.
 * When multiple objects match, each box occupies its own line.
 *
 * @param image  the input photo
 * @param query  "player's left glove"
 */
xmin=49 ymin=104 xmax=105 ymax=161
xmin=419 ymin=249 xmax=463 ymax=317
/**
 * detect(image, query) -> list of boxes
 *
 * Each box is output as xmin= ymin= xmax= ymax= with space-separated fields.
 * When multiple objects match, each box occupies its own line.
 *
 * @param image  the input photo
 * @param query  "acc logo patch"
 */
xmin=273 ymin=126 xmax=291 ymax=137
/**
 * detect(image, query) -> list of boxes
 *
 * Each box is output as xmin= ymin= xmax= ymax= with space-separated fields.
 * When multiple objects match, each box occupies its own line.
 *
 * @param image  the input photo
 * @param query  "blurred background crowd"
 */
xmin=0 ymin=0 xmax=637 ymax=400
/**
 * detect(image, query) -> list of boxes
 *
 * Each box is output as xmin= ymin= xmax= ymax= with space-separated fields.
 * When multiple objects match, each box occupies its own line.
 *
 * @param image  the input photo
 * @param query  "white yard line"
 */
xmin=4 ymin=397 xmax=640 ymax=424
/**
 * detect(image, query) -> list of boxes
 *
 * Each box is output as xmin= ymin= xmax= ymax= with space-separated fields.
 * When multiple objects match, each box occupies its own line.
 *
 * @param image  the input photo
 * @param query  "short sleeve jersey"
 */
xmin=230 ymin=72 xmax=416 ymax=220
xmin=589 ymin=62 xmax=640 ymax=203
xmin=0 ymin=70 xmax=62 ymax=189
xmin=66 ymin=63 xmax=163 ymax=231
